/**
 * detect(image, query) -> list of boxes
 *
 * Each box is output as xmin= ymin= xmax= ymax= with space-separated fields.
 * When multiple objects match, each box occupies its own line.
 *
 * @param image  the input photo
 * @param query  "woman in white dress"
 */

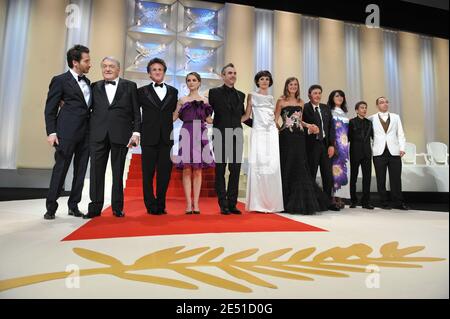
xmin=241 ymin=70 xmax=284 ymax=213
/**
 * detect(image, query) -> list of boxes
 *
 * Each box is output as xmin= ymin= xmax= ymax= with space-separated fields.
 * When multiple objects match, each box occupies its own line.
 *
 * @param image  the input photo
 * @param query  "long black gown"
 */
xmin=279 ymin=106 xmax=329 ymax=214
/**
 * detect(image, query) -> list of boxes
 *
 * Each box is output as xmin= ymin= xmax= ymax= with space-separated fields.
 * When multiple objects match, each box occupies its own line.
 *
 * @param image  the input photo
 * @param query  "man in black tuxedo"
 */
xmin=43 ymin=45 xmax=92 ymax=220
xmin=302 ymin=84 xmax=338 ymax=211
xmin=209 ymin=63 xmax=252 ymax=215
xmin=83 ymin=57 xmax=141 ymax=219
xmin=348 ymin=101 xmax=374 ymax=210
xmin=137 ymin=58 xmax=178 ymax=215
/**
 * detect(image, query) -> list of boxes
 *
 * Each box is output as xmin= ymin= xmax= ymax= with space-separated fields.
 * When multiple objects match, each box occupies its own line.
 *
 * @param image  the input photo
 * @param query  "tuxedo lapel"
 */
xmin=66 ymin=71 xmax=88 ymax=107
xmin=160 ymin=86 xmax=172 ymax=111
xmin=110 ymin=79 xmax=124 ymax=108
xmin=99 ymin=81 xmax=110 ymax=106
xmin=146 ymin=84 xmax=162 ymax=108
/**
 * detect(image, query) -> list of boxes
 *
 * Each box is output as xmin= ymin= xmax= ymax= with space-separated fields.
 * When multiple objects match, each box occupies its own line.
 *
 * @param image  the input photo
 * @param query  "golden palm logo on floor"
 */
xmin=0 ymin=241 xmax=445 ymax=293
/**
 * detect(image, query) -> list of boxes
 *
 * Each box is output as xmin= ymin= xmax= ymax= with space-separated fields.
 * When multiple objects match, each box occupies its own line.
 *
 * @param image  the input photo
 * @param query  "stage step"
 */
xmin=125 ymin=154 xmax=218 ymax=197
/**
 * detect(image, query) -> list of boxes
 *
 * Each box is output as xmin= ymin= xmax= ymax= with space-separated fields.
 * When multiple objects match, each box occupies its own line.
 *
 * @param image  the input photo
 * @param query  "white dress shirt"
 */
xmin=312 ymin=103 xmax=326 ymax=139
xmin=151 ymin=81 xmax=167 ymax=101
xmin=69 ymin=68 xmax=90 ymax=106
xmin=105 ymin=77 xmax=119 ymax=105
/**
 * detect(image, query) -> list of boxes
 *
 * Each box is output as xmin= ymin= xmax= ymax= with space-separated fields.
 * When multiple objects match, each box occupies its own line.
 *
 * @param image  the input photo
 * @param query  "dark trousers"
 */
xmin=307 ymin=139 xmax=333 ymax=200
xmin=373 ymin=147 xmax=403 ymax=206
xmin=213 ymin=132 xmax=243 ymax=209
xmin=88 ymin=135 xmax=128 ymax=213
xmin=141 ymin=141 xmax=173 ymax=212
xmin=46 ymin=134 xmax=89 ymax=213
xmin=350 ymin=156 xmax=372 ymax=205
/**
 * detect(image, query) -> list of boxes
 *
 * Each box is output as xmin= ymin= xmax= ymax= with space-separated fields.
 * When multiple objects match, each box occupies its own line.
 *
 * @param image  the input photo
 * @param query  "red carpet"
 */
xmin=63 ymin=155 xmax=326 ymax=241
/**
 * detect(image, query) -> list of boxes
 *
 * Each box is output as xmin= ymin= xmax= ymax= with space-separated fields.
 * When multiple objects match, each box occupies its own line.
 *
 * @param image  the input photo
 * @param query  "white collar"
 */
xmin=151 ymin=81 xmax=165 ymax=86
xmin=105 ymin=77 xmax=119 ymax=84
xmin=69 ymin=68 xmax=84 ymax=80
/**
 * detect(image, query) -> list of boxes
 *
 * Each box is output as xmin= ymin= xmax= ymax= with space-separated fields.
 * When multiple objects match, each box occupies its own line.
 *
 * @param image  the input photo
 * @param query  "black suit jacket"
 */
xmin=209 ymin=85 xmax=251 ymax=132
xmin=44 ymin=71 xmax=91 ymax=141
xmin=302 ymin=102 xmax=335 ymax=148
xmin=89 ymin=78 xmax=141 ymax=145
xmin=348 ymin=117 xmax=373 ymax=160
xmin=137 ymin=83 xmax=178 ymax=146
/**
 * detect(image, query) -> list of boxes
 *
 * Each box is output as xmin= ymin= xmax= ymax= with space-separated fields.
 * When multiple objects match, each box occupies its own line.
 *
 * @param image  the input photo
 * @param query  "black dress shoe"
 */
xmin=147 ymin=209 xmax=157 ymax=215
xmin=228 ymin=206 xmax=242 ymax=214
xmin=393 ymin=203 xmax=409 ymax=210
xmin=328 ymin=204 xmax=340 ymax=211
xmin=193 ymin=211 xmax=200 ymax=214
xmin=362 ymin=204 xmax=375 ymax=210
xmin=349 ymin=203 xmax=357 ymax=208
xmin=83 ymin=212 xmax=101 ymax=219
xmin=68 ymin=208 xmax=83 ymax=217
xmin=220 ymin=207 xmax=230 ymax=215
xmin=152 ymin=209 xmax=167 ymax=215
xmin=44 ymin=212 xmax=55 ymax=220
xmin=113 ymin=210 xmax=125 ymax=217
xmin=380 ymin=204 xmax=392 ymax=210
xmin=185 ymin=210 xmax=193 ymax=215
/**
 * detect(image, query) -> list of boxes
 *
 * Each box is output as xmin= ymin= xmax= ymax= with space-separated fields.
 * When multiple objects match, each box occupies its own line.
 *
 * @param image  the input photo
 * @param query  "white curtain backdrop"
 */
xmin=383 ymin=30 xmax=402 ymax=115
xmin=65 ymin=0 xmax=92 ymax=68
xmin=301 ymin=16 xmax=319 ymax=98
xmin=254 ymin=8 xmax=274 ymax=76
xmin=420 ymin=36 xmax=436 ymax=145
xmin=0 ymin=0 xmax=31 ymax=169
xmin=344 ymin=23 xmax=362 ymax=118
xmin=64 ymin=0 xmax=92 ymax=190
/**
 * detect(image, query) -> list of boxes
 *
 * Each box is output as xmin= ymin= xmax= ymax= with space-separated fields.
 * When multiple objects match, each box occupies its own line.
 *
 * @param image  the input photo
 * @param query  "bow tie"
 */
xmin=105 ymin=80 xmax=116 ymax=86
xmin=153 ymin=83 xmax=164 ymax=88
xmin=78 ymin=75 xmax=88 ymax=83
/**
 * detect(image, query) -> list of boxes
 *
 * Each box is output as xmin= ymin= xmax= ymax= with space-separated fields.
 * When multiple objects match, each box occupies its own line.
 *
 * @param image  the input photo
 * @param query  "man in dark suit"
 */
xmin=348 ymin=101 xmax=374 ymax=209
xmin=137 ymin=58 xmax=178 ymax=215
xmin=43 ymin=45 xmax=92 ymax=220
xmin=302 ymin=84 xmax=338 ymax=211
xmin=83 ymin=57 xmax=141 ymax=219
xmin=209 ymin=63 xmax=252 ymax=215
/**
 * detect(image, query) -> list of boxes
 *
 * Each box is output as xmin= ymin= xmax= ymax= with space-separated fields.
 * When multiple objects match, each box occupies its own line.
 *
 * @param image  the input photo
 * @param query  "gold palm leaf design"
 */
xmin=0 ymin=241 xmax=445 ymax=293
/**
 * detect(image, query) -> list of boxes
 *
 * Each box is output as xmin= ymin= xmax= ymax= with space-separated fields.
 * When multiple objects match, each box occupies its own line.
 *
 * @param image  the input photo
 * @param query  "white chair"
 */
xmin=402 ymin=142 xmax=427 ymax=165
xmin=426 ymin=142 xmax=449 ymax=166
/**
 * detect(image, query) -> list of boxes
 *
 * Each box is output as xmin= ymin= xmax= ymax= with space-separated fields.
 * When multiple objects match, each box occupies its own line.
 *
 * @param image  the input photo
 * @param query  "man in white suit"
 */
xmin=369 ymin=97 xmax=408 ymax=210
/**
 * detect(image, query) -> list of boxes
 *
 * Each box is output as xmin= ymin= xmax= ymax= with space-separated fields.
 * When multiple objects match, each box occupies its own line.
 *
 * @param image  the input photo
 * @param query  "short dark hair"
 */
xmin=327 ymin=89 xmax=348 ymax=113
xmin=254 ymin=70 xmax=273 ymax=87
xmin=355 ymin=101 xmax=368 ymax=110
xmin=147 ymin=57 xmax=167 ymax=73
xmin=308 ymin=84 xmax=322 ymax=95
xmin=66 ymin=44 xmax=89 ymax=69
xmin=221 ymin=63 xmax=235 ymax=75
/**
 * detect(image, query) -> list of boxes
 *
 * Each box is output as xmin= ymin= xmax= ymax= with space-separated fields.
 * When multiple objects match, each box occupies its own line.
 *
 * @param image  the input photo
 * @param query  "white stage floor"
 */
xmin=0 ymin=193 xmax=448 ymax=299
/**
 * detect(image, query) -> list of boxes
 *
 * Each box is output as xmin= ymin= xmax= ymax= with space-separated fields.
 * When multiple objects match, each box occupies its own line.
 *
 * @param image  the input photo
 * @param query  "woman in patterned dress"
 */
xmin=327 ymin=90 xmax=351 ymax=209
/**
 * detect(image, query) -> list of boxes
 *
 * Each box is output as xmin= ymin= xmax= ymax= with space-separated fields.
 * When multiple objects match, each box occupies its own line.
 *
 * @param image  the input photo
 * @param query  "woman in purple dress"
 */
xmin=173 ymin=72 xmax=214 ymax=214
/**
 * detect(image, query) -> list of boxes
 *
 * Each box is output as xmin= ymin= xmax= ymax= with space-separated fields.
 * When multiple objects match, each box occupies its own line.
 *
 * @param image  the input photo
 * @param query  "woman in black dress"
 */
xmin=274 ymin=77 xmax=329 ymax=214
